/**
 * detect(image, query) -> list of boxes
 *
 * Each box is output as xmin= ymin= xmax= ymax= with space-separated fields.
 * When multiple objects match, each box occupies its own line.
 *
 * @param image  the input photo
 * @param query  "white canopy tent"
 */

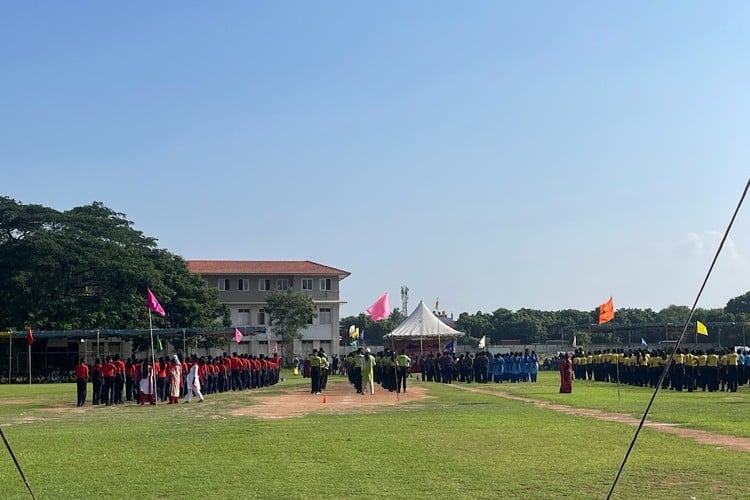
xmin=384 ymin=300 xmax=463 ymax=354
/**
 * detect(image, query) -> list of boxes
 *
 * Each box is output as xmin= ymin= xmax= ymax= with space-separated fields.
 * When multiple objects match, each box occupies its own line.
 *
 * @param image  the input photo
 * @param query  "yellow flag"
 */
xmin=352 ymin=327 xmax=359 ymax=339
xmin=696 ymin=321 xmax=708 ymax=336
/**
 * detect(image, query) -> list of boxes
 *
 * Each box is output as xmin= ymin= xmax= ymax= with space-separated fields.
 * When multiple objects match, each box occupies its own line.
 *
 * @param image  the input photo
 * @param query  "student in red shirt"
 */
xmin=100 ymin=357 xmax=117 ymax=406
xmin=75 ymin=358 xmax=89 ymax=407
xmin=113 ymin=354 xmax=126 ymax=405
xmin=91 ymin=358 xmax=103 ymax=405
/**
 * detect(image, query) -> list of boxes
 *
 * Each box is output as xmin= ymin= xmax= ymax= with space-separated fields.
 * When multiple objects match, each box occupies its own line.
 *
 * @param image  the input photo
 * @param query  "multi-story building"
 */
xmin=187 ymin=260 xmax=350 ymax=357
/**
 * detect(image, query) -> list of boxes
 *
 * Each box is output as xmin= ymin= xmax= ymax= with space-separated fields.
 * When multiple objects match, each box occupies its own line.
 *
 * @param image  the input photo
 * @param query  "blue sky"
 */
xmin=2 ymin=1 xmax=749 ymax=318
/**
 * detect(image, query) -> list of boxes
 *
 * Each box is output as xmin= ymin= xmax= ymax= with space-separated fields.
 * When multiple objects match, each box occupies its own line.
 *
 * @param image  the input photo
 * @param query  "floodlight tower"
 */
xmin=400 ymin=285 xmax=409 ymax=317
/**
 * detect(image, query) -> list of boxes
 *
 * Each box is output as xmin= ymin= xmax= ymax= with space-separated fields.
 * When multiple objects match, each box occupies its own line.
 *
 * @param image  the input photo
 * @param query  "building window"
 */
xmin=301 ymin=278 xmax=313 ymax=291
xmin=238 ymin=279 xmax=249 ymax=291
xmin=307 ymin=315 xmax=314 ymax=325
xmin=319 ymin=308 xmax=332 ymax=325
xmin=277 ymin=279 xmax=289 ymax=291
xmin=258 ymin=309 xmax=266 ymax=325
xmin=219 ymin=278 xmax=230 ymax=291
xmin=259 ymin=279 xmax=271 ymax=291
xmin=319 ymin=278 xmax=332 ymax=291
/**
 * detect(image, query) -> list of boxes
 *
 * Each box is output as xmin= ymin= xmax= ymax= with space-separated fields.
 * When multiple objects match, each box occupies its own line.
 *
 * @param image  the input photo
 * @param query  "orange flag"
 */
xmin=598 ymin=296 xmax=614 ymax=324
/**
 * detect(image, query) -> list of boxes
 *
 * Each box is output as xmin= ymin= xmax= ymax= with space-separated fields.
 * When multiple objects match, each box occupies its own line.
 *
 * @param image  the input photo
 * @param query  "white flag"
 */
xmin=478 ymin=335 xmax=486 ymax=349
xmin=572 ymin=335 xmax=577 ymax=348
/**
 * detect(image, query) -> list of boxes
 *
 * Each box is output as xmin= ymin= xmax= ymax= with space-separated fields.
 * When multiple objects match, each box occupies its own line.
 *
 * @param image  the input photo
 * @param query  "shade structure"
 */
xmin=384 ymin=300 xmax=463 ymax=339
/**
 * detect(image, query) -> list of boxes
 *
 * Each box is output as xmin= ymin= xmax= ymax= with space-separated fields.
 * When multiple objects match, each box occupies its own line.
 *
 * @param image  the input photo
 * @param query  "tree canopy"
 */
xmin=264 ymin=289 xmax=317 ymax=348
xmin=0 ymin=197 xmax=229 ymax=330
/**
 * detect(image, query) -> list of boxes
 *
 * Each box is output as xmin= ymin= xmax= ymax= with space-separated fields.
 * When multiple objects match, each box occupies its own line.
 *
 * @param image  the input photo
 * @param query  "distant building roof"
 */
xmin=186 ymin=260 xmax=350 ymax=279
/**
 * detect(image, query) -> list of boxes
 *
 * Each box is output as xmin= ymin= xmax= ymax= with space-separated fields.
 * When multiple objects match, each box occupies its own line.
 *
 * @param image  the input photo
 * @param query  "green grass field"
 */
xmin=0 ymin=371 xmax=746 ymax=499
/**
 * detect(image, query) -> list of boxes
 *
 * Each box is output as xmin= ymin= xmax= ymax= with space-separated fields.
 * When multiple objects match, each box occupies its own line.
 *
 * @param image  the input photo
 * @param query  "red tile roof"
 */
xmin=187 ymin=260 xmax=350 ymax=279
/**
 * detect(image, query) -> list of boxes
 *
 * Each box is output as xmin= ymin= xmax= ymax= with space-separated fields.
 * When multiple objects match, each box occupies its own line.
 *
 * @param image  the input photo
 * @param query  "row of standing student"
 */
xmin=74 ymin=352 xmax=281 ymax=407
xmin=572 ymin=348 xmax=749 ymax=393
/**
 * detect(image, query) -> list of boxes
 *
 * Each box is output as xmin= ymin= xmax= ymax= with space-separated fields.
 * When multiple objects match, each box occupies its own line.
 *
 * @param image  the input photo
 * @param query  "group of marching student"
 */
xmin=415 ymin=350 xmax=540 ymax=384
xmin=339 ymin=347 xmax=409 ymax=395
xmin=335 ymin=349 xmax=540 ymax=392
xmin=73 ymin=351 xmax=281 ymax=407
xmin=572 ymin=347 xmax=750 ymax=393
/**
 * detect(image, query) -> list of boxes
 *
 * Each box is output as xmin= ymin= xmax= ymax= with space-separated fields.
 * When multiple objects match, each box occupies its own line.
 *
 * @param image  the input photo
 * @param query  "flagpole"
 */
xmin=96 ymin=329 xmax=100 ymax=360
xmin=8 ymin=332 xmax=11 ymax=385
xmin=27 ymin=343 xmax=31 ymax=386
xmin=148 ymin=309 xmax=158 ymax=406
xmin=614 ymin=325 xmax=620 ymax=401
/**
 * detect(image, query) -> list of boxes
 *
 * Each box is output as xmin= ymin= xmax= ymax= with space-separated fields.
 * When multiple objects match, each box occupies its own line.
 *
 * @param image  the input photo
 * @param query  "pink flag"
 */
xmin=273 ymin=342 xmax=278 ymax=354
xmin=235 ymin=328 xmax=243 ymax=343
xmin=366 ymin=292 xmax=390 ymax=321
xmin=146 ymin=288 xmax=166 ymax=317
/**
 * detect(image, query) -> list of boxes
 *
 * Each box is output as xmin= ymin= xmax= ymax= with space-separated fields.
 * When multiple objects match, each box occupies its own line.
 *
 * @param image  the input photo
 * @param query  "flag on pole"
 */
xmin=572 ymin=335 xmax=577 ymax=348
xmin=366 ymin=293 xmax=390 ymax=321
xmin=444 ymin=339 xmax=455 ymax=353
xmin=156 ymin=335 xmax=163 ymax=352
xmin=349 ymin=324 xmax=355 ymax=335
xmin=27 ymin=327 xmax=34 ymax=346
xmin=478 ymin=335 xmax=486 ymax=349
xmin=641 ymin=337 xmax=648 ymax=348
xmin=234 ymin=328 xmax=243 ymax=343
xmin=351 ymin=327 xmax=359 ymax=340
xmin=360 ymin=330 xmax=365 ymax=342
xmin=435 ymin=298 xmax=440 ymax=310
xmin=598 ymin=296 xmax=614 ymax=324
xmin=696 ymin=321 xmax=708 ymax=336
xmin=273 ymin=342 xmax=278 ymax=354
xmin=146 ymin=288 xmax=166 ymax=317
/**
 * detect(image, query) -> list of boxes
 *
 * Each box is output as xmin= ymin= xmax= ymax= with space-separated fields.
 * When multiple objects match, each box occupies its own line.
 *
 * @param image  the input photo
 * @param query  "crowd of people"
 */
xmin=412 ymin=350 xmax=540 ymax=384
xmin=571 ymin=347 xmax=750 ymax=392
xmin=72 ymin=352 xmax=281 ymax=407
xmin=296 ymin=348 xmax=541 ymax=395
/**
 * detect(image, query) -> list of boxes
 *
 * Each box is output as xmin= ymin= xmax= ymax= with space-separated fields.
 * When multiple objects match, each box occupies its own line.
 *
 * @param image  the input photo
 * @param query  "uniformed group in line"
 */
xmin=73 ymin=352 xmax=281 ymax=407
xmin=335 ymin=347 xmax=412 ymax=395
xmin=305 ymin=347 xmax=332 ymax=394
xmin=415 ymin=351 xmax=540 ymax=384
xmin=572 ymin=347 xmax=750 ymax=392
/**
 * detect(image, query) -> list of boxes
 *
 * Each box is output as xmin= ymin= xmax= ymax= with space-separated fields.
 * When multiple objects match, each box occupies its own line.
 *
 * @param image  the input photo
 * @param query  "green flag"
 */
xmin=156 ymin=336 xmax=163 ymax=352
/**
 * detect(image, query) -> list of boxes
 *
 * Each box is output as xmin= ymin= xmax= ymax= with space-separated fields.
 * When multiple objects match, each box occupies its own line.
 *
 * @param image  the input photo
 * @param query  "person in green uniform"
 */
xmin=396 ymin=349 xmax=411 ymax=393
xmin=309 ymin=349 xmax=322 ymax=394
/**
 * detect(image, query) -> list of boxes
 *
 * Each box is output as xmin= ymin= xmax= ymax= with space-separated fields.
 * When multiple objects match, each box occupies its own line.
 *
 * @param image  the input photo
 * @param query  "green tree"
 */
xmin=0 ymin=197 xmax=228 ymax=330
xmin=264 ymin=289 xmax=316 ymax=354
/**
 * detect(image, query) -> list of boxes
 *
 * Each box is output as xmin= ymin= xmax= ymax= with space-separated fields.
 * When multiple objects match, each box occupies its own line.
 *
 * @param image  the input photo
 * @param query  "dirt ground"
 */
xmin=231 ymin=383 xmax=428 ymax=419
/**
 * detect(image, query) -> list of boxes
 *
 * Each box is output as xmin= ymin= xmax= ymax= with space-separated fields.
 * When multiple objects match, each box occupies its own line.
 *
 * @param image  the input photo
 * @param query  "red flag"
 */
xmin=273 ymin=342 xmax=278 ymax=354
xmin=27 ymin=327 xmax=34 ymax=346
xmin=234 ymin=328 xmax=243 ymax=343
xmin=366 ymin=292 xmax=390 ymax=321
xmin=598 ymin=296 xmax=614 ymax=324
xmin=146 ymin=288 xmax=166 ymax=317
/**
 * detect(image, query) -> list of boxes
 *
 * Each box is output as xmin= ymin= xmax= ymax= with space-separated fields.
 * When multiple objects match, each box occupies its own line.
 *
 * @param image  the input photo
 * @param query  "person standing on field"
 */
xmin=395 ymin=349 xmax=411 ymax=393
xmin=75 ymin=358 xmax=89 ymax=407
xmin=167 ymin=355 xmax=182 ymax=404
xmin=362 ymin=348 xmax=377 ymax=395
xmin=309 ymin=349 xmax=322 ymax=394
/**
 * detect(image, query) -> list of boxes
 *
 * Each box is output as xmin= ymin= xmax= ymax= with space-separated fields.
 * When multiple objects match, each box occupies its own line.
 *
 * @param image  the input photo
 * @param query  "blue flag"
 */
xmin=444 ymin=339 xmax=455 ymax=353
xmin=641 ymin=337 xmax=648 ymax=348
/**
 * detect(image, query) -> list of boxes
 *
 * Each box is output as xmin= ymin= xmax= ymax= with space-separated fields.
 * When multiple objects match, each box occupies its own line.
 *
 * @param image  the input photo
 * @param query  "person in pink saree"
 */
xmin=559 ymin=353 xmax=573 ymax=393
xmin=167 ymin=355 xmax=182 ymax=404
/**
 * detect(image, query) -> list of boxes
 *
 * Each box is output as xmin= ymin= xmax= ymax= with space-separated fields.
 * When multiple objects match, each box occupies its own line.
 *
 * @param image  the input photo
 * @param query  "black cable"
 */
xmin=607 ymin=177 xmax=750 ymax=499
xmin=0 ymin=426 xmax=37 ymax=500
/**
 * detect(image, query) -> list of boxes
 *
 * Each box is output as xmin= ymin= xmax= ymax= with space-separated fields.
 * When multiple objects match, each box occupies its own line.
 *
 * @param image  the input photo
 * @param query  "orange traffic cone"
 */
xmin=322 ymin=395 xmax=327 ymax=403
